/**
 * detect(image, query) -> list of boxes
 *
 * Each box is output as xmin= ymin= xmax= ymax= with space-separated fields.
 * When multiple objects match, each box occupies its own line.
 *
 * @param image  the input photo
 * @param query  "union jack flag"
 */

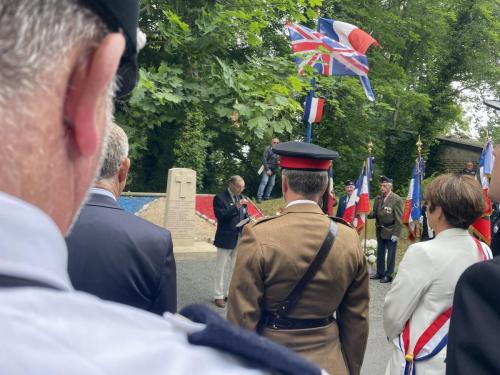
xmin=287 ymin=23 xmax=370 ymax=78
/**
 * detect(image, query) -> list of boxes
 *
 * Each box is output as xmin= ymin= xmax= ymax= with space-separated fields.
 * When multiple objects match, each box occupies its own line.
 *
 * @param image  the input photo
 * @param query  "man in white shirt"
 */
xmin=0 ymin=1 xmax=322 ymax=374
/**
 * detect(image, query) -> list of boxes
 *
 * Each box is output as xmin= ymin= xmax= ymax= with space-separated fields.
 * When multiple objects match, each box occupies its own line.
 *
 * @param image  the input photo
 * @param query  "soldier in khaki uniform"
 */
xmin=227 ymin=141 xmax=369 ymax=375
xmin=368 ymin=176 xmax=403 ymax=283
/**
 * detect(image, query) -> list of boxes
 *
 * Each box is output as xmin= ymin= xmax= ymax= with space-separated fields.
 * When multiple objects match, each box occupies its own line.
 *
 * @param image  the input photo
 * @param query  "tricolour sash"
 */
xmin=398 ymin=237 xmax=492 ymax=375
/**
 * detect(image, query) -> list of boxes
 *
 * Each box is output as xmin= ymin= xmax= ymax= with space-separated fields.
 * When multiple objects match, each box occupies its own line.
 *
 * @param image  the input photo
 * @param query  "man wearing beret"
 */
xmin=368 ymin=176 xmax=404 ymax=283
xmin=336 ymin=180 xmax=356 ymax=219
xmin=0 ymin=2 xmax=323 ymax=374
xmin=227 ymin=141 xmax=369 ymax=375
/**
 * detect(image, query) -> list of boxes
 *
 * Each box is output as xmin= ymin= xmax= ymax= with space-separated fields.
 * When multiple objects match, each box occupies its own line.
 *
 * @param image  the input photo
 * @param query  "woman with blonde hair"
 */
xmin=383 ymin=173 xmax=492 ymax=375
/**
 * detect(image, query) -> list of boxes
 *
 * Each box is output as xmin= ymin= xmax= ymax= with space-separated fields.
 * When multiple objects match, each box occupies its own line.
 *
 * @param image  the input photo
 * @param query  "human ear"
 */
xmin=64 ymin=33 xmax=125 ymax=157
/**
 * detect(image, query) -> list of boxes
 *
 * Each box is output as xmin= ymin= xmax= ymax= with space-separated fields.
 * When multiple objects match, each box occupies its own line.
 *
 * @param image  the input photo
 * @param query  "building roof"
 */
xmin=436 ymin=136 xmax=483 ymax=151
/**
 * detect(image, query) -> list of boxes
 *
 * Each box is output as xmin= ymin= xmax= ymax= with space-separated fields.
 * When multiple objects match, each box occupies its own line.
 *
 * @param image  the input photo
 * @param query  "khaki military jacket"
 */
xmin=369 ymin=192 xmax=403 ymax=240
xmin=227 ymin=202 xmax=369 ymax=375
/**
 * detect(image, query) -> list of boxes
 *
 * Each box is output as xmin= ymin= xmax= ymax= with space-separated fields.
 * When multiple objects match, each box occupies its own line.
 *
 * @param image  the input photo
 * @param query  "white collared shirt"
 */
xmin=90 ymin=187 xmax=116 ymax=200
xmin=286 ymin=199 xmax=319 ymax=208
xmin=0 ymin=192 xmax=268 ymax=375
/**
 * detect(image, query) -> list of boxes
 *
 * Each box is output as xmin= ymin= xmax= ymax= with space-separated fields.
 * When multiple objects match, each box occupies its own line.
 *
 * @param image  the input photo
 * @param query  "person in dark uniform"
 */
xmin=447 ymin=99 xmax=500 ymax=375
xmin=460 ymin=161 xmax=477 ymax=176
xmin=227 ymin=141 xmax=369 ymax=375
xmin=368 ymin=176 xmax=404 ymax=283
xmin=336 ymin=180 xmax=355 ymax=219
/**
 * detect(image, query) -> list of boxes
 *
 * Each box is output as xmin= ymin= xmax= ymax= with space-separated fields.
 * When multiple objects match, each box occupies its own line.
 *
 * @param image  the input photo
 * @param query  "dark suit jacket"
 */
xmin=213 ymin=190 xmax=249 ymax=249
xmin=336 ymin=194 xmax=349 ymax=218
xmin=66 ymin=193 xmax=177 ymax=314
xmin=446 ymin=257 xmax=500 ymax=375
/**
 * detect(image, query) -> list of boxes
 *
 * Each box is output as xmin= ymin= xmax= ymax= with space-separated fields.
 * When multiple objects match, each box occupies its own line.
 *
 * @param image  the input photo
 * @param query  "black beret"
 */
xmin=345 ymin=180 xmax=355 ymax=186
xmin=380 ymin=175 xmax=393 ymax=183
xmin=81 ymin=0 xmax=140 ymax=97
xmin=273 ymin=141 xmax=339 ymax=171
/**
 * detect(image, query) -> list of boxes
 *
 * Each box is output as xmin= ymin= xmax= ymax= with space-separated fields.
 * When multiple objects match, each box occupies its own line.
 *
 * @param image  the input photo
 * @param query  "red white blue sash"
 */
xmin=398 ymin=237 xmax=492 ymax=375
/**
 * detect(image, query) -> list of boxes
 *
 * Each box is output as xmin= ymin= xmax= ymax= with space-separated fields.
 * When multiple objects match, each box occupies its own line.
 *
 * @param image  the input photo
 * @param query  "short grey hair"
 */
xmin=99 ymin=124 xmax=129 ymax=180
xmin=0 ymin=1 xmax=109 ymax=118
xmin=282 ymin=169 xmax=328 ymax=198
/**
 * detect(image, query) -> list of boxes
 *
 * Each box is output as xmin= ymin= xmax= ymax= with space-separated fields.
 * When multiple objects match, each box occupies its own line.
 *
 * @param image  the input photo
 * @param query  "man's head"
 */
xmin=271 ymin=138 xmax=280 ymax=148
xmin=272 ymin=141 xmax=338 ymax=204
xmin=282 ymin=169 xmax=329 ymax=202
xmin=345 ymin=180 xmax=355 ymax=196
xmin=228 ymin=176 xmax=245 ymax=196
xmin=465 ymin=161 xmax=474 ymax=170
xmin=380 ymin=176 xmax=393 ymax=195
xmin=95 ymin=124 xmax=130 ymax=197
xmin=0 ymin=1 xmax=139 ymax=234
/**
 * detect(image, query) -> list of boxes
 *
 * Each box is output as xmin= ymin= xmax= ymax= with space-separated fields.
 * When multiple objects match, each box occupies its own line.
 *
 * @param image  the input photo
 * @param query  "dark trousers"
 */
xmin=376 ymin=238 xmax=397 ymax=277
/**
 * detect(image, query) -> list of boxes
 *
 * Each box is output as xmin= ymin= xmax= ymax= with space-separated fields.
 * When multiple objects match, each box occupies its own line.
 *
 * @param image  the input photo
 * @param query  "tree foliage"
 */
xmin=116 ymin=0 xmax=499 ymax=195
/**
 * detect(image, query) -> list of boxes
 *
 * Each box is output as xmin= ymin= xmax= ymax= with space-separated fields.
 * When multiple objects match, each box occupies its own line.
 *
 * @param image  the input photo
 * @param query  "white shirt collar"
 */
xmin=0 ymin=192 xmax=73 ymax=290
xmin=285 ymin=199 xmax=318 ymax=208
xmin=90 ymin=187 xmax=116 ymax=201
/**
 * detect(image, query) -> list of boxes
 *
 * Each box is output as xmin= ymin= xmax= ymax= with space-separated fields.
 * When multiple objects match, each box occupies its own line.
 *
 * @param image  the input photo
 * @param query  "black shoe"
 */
xmin=380 ymin=276 xmax=393 ymax=283
xmin=256 ymin=199 xmax=262 ymax=203
xmin=370 ymin=273 xmax=383 ymax=280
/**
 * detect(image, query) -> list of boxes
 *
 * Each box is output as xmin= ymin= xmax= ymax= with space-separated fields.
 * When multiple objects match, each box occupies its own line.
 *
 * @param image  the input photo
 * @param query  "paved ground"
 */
xmin=177 ymin=252 xmax=392 ymax=375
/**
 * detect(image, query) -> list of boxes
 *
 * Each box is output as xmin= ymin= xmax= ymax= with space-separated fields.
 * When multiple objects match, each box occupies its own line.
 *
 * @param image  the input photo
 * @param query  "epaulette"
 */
xmin=252 ymin=212 xmax=288 ymax=226
xmin=329 ymin=216 xmax=354 ymax=228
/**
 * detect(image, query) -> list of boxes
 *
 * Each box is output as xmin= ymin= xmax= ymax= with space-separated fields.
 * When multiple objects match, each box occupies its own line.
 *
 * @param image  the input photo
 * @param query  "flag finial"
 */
xmin=416 ymin=136 xmax=422 ymax=157
xmin=367 ymin=140 xmax=374 ymax=155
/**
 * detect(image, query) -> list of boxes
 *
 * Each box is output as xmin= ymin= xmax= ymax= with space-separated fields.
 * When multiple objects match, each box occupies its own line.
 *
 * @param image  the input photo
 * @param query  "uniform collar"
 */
xmin=283 ymin=200 xmax=324 ymax=214
xmin=0 ymin=192 xmax=73 ymax=291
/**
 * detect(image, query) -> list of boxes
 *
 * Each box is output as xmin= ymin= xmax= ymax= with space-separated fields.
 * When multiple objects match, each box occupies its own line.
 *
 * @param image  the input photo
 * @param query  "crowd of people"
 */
xmin=1 ymin=1 xmax=500 ymax=375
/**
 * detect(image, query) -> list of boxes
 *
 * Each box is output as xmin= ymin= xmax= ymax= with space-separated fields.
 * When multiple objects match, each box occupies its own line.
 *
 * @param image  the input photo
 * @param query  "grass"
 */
xmin=252 ymin=197 xmax=413 ymax=268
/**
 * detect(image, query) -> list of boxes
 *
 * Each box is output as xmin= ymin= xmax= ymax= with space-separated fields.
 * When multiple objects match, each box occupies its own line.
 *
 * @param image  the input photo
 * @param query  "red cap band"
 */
xmin=279 ymin=155 xmax=331 ymax=170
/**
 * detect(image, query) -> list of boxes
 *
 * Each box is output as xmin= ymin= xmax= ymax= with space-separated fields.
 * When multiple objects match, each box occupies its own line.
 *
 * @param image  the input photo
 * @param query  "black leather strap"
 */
xmin=262 ymin=314 xmax=334 ymax=330
xmin=0 ymin=274 xmax=61 ymax=290
xmin=274 ymin=220 xmax=337 ymax=318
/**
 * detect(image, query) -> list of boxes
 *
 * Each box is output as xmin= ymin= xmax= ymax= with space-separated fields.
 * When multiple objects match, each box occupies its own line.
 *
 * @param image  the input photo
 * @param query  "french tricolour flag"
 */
xmin=342 ymin=183 xmax=359 ymax=224
xmin=354 ymin=163 xmax=371 ymax=232
xmin=402 ymin=160 xmax=423 ymax=241
xmin=318 ymin=17 xmax=379 ymax=102
xmin=318 ymin=17 xmax=380 ymax=54
xmin=471 ymin=141 xmax=494 ymax=243
xmin=304 ymin=94 xmax=325 ymax=124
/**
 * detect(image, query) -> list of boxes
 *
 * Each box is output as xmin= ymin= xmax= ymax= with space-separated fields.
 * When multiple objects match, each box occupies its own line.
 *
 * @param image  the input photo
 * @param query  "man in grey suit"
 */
xmin=368 ymin=176 xmax=403 ymax=283
xmin=66 ymin=124 xmax=177 ymax=314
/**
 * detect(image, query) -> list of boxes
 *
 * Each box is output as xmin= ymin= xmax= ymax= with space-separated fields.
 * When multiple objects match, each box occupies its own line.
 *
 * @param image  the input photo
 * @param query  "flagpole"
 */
xmin=416 ymin=136 xmax=423 ymax=240
xmin=364 ymin=141 xmax=373 ymax=256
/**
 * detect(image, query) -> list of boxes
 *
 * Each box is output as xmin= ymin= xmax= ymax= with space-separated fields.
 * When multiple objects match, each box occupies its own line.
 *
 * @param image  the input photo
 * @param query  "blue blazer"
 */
xmin=213 ymin=190 xmax=249 ymax=249
xmin=336 ymin=194 xmax=350 ymax=218
xmin=66 ymin=193 xmax=177 ymax=314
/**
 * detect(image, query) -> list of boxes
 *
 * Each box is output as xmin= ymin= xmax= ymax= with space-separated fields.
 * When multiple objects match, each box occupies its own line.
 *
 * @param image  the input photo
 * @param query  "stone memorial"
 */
xmin=164 ymin=168 xmax=197 ymax=248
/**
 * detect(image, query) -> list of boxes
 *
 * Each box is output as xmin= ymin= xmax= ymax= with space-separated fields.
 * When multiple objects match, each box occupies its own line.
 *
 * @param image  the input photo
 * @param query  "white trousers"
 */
xmin=213 ymin=247 xmax=238 ymax=300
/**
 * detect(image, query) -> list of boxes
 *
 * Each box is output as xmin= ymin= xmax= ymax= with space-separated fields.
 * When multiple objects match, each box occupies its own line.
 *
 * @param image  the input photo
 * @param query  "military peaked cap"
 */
xmin=273 ymin=141 xmax=339 ymax=171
